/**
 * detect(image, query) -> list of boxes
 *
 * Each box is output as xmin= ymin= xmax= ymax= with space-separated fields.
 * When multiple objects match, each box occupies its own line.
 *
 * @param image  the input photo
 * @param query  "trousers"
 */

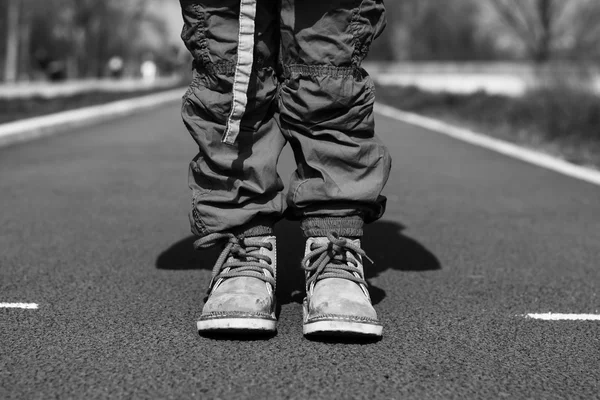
xmin=180 ymin=0 xmax=391 ymax=238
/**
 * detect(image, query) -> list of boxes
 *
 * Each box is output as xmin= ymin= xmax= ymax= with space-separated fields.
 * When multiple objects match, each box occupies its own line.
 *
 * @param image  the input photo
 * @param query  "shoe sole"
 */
xmin=302 ymin=304 xmax=383 ymax=337
xmin=197 ymin=317 xmax=276 ymax=334
xmin=303 ymin=320 xmax=383 ymax=337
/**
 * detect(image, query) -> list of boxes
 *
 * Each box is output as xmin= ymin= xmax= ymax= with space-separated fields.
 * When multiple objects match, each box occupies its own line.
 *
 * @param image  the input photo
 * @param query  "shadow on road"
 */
xmin=156 ymin=219 xmax=441 ymax=306
xmin=198 ymin=331 xmax=277 ymax=341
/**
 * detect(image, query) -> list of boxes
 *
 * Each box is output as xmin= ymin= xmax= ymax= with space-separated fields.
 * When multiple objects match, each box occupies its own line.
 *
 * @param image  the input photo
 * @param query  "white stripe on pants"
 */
xmin=222 ymin=0 xmax=257 ymax=145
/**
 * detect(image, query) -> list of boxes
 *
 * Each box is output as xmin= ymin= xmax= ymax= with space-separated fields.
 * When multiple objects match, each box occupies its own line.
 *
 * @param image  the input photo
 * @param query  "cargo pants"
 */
xmin=180 ymin=0 xmax=391 ymax=239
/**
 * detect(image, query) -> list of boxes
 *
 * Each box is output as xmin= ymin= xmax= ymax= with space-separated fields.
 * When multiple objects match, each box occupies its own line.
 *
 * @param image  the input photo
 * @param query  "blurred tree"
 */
xmin=556 ymin=0 xmax=600 ymax=60
xmin=369 ymin=0 xmax=500 ymax=61
xmin=488 ymin=0 xmax=600 ymax=62
xmin=0 ymin=0 xmax=174 ymax=81
xmin=3 ymin=0 xmax=20 ymax=82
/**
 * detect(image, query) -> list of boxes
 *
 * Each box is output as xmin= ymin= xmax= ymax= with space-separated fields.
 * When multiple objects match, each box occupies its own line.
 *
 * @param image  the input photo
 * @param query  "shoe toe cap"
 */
xmin=203 ymin=291 xmax=274 ymax=316
xmin=307 ymin=279 xmax=378 ymax=322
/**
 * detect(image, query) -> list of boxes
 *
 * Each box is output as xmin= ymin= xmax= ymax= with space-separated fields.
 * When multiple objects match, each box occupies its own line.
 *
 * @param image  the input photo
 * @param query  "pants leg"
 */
xmin=180 ymin=0 xmax=286 ymax=237
xmin=279 ymin=0 xmax=392 ymax=237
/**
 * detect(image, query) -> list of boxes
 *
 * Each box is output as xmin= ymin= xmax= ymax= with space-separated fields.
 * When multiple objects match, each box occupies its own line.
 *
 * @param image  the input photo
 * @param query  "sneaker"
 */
xmin=195 ymin=233 xmax=277 ymax=334
xmin=301 ymin=232 xmax=382 ymax=337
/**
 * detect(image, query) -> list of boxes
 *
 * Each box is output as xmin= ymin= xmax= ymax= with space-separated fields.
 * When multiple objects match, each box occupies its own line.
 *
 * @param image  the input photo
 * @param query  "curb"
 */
xmin=0 ymin=77 xmax=182 ymax=99
xmin=0 ymin=88 xmax=185 ymax=148
xmin=375 ymin=102 xmax=600 ymax=187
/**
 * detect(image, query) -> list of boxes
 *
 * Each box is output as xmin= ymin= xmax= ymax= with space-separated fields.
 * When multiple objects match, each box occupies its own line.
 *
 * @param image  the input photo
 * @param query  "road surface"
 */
xmin=1 ymin=103 xmax=599 ymax=399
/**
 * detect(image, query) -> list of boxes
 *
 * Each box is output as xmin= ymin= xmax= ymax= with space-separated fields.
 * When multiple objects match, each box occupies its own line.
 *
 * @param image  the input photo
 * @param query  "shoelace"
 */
xmin=301 ymin=232 xmax=373 ymax=289
xmin=194 ymin=233 xmax=275 ymax=288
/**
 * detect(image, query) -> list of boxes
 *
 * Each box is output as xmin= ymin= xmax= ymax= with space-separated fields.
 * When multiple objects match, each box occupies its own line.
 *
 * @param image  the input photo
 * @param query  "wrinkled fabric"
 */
xmin=180 ymin=0 xmax=391 ymax=238
xmin=180 ymin=0 xmax=285 ymax=237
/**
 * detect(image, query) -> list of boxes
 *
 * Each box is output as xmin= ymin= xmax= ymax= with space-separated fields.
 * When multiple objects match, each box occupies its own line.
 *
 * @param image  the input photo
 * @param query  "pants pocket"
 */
xmin=180 ymin=0 xmax=241 ymax=65
xmin=180 ymin=2 xmax=211 ymax=65
xmin=350 ymin=0 xmax=386 ymax=66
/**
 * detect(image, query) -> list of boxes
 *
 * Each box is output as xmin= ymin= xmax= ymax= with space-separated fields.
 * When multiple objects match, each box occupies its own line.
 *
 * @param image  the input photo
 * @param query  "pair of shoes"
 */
xmin=195 ymin=232 xmax=382 ymax=338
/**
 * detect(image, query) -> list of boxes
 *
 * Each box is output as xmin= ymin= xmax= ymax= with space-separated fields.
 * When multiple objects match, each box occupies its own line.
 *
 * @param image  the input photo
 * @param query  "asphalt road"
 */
xmin=1 ymin=103 xmax=599 ymax=399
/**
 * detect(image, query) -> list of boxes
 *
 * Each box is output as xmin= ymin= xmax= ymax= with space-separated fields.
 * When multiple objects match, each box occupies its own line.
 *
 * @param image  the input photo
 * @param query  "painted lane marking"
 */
xmin=0 ymin=303 xmax=39 ymax=309
xmin=375 ymin=103 xmax=600 ymax=187
xmin=525 ymin=313 xmax=600 ymax=321
xmin=0 ymin=88 xmax=184 ymax=148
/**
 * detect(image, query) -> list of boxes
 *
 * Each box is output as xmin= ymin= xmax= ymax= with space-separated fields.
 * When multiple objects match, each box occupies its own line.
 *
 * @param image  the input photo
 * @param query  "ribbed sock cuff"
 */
xmin=230 ymin=221 xmax=274 ymax=238
xmin=300 ymin=216 xmax=364 ymax=238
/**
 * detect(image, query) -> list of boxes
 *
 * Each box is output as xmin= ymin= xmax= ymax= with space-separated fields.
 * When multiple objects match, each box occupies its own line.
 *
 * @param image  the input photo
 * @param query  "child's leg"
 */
xmin=279 ymin=0 xmax=391 ymax=337
xmin=181 ymin=0 xmax=285 ymax=239
xmin=279 ymin=0 xmax=391 ymax=235
xmin=180 ymin=0 xmax=283 ymax=333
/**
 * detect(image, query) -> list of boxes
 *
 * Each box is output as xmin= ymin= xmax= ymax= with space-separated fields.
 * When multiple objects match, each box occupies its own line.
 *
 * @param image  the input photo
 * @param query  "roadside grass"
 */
xmin=375 ymin=83 xmax=600 ymax=169
xmin=0 ymin=86 xmax=183 ymax=125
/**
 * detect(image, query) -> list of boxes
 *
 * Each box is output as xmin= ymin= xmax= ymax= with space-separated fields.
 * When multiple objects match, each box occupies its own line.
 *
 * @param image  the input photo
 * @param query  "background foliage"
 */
xmin=1 ymin=0 xmax=599 ymax=82
xmin=0 ymin=0 xmax=184 ymax=81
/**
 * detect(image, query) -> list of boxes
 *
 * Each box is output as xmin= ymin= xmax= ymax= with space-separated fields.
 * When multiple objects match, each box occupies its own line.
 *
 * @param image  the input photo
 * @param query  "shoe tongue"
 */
xmin=348 ymin=237 xmax=361 ymax=247
xmin=311 ymin=237 xmax=330 ymax=246
xmin=311 ymin=236 xmax=361 ymax=247
xmin=227 ymin=236 xmax=276 ymax=264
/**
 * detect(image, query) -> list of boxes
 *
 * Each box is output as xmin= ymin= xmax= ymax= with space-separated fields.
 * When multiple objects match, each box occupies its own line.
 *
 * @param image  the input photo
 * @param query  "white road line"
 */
xmin=0 ymin=88 xmax=185 ymax=148
xmin=0 ymin=303 xmax=39 ymax=309
xmin=374 ymin=102 xmax=600 ymax=187
xmin=524 ymin=313 xmax=600 ymax=321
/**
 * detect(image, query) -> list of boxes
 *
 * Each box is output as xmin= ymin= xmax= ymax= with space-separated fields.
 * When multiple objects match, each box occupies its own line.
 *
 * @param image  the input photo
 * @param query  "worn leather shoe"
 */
xmin=195 ymin=233 xmax=277 ymax=334
xmin=301 ymin=233 xmax=382 ymax=337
